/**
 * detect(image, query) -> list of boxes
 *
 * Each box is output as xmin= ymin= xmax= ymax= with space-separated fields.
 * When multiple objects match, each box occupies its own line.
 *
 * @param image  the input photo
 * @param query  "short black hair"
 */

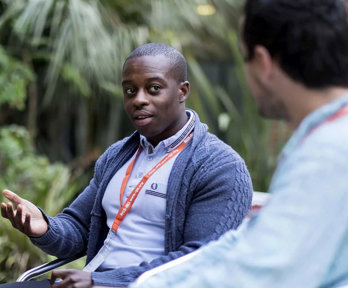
xmin=242 ymin=0 xmax=348 ymax=88
xmin=124 ymin=43 xmax=187 ymax=83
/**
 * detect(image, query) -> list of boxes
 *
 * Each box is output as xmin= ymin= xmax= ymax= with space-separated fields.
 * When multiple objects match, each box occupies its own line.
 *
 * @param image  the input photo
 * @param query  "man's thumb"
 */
xmin=2 ymin=189 xmax=23 ymax=205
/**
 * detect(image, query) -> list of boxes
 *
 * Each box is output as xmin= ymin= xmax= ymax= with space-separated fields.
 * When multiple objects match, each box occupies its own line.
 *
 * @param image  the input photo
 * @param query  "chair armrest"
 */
xmin=16 ymin=253 xmax=84 ymax=282
xmin=134 ymin=250 xmax=200 ymax=285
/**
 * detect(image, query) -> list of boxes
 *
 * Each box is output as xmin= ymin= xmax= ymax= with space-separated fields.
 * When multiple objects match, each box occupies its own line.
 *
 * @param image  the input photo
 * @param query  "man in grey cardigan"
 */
xmin=1 ymin=43 xmax=253 ymax=288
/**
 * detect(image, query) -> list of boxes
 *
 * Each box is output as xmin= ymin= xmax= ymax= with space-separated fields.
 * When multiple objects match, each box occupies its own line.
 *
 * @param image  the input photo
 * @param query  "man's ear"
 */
xmin=179 ymin=81 xmax=190 ymax=103
xmin=253 ymin=45 xmax=274 ymax=82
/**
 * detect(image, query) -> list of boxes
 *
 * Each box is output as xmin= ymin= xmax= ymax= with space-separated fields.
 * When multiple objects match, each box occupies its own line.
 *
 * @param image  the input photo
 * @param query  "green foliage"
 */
xmin=0 ymin=125 xmax=81 ymax=282
xmin=0 ymin=126 xmax=68 ymax=207
xmin=61 ymin=64 xmax=92 ymax=97
xmin=0 ymin=0 xmax=141 ymax=104
xmin=0 ymin=46 xmax=34 ymax=110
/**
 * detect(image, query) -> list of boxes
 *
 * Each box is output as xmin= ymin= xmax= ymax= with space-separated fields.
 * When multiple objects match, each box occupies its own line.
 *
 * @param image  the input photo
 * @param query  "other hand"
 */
xmin=51 ymin=269 xmax=92 ymax=288
xmin=1 ymin=189 xmax=48 ymax=237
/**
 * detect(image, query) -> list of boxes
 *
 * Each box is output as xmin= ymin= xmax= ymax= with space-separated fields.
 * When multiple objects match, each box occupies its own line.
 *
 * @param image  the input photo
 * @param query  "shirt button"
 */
xmin=148 ymin=156 xmax=153 ymax=160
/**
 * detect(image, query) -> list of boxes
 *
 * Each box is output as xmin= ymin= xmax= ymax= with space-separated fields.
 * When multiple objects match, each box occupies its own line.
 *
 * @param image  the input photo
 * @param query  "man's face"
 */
xmin=241 ymin=42 xmax=288 ymax=120
xmin=122 ymin=55 xmax=188 ymax=145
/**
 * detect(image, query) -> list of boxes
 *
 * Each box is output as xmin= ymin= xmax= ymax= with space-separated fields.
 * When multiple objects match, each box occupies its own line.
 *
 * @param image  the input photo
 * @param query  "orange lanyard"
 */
xmin=111 ymin=132 xmax=193 ymax=232
xmin=305 ymin=104 xmax=348 ymax=140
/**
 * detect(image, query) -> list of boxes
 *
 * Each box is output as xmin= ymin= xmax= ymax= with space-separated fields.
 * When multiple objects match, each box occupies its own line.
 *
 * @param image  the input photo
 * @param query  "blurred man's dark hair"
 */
xmin=242 ymin=0 xmax=348 ymax=88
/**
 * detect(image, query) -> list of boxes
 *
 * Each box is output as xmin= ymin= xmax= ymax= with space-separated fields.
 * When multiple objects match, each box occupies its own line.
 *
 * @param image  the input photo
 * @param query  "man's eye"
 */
xmin=149 ymin=85 xmax=161 ymax=93
xmin=124 ymin=87 xmax=136 ymax=95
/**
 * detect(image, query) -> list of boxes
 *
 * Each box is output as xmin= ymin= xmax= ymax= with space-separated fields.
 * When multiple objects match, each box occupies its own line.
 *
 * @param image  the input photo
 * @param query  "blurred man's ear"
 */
xmin=253 ymin=45 xmax=274 ymax=82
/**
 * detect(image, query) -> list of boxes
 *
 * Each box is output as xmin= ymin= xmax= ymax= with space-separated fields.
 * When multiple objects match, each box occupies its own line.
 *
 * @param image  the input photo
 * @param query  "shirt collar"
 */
xmin=140 ymin=110 xmax=195 ymax=155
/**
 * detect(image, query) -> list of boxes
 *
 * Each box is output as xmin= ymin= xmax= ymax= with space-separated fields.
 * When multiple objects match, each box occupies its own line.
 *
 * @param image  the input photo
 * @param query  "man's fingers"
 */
xmin=51 ymin=269 xmax=69 ymax=278
xmin=14 ymin=204 xmax=25 ymax=228
xmin=50 ymin=269 xmax=92 ymax=288
xmin=23 ymin=213 xmax=32 ymax=235
xmin=1 ymin=202 xmax=9 ymax=218
xmin=5 ymin=202 xmax=15 ymax=219
xmin=3 ymin=202 xmax=27 ymax=232
xmin=51 ymin=270 xmax=70 ymax=288
xmin=4 ymin=202 xmax=19 ymax=228
xmin=2 ymin=189 xmax=23 ymax=205
xmin=50 ymin=271 xmax=58 ymax=286
xmin=1 ymin=190 xmax=21 ymax=221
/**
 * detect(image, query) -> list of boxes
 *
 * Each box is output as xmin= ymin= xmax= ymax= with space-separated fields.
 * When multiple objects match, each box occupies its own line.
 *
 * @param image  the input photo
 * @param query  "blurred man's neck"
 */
xmin=284 ymin=84 xmax=348 ymax=128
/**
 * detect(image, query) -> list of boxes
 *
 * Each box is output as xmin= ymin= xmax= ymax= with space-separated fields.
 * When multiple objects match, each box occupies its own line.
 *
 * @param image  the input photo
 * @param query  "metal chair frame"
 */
xmin=16 ymin=254 xmax=83 ymax=282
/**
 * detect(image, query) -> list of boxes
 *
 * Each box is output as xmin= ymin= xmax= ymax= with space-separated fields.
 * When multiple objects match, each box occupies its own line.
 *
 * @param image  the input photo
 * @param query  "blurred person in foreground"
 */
xmin=129 ymin=1 xmax=348 ymax=287
xmin=0 ymin=42 xmax=253 ymax=288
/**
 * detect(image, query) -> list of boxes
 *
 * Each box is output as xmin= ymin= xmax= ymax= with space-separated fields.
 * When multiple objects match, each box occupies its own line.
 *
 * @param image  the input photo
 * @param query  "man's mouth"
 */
xmin=133 ymin=113 xmax=153 ymax=127
xmin=135 ymin=115 xmax=150 ymax=119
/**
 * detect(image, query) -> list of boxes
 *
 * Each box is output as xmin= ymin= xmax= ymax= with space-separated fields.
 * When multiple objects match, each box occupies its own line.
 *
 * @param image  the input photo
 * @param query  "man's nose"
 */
xmin=133 ymin=89 xmax=149 ymax=107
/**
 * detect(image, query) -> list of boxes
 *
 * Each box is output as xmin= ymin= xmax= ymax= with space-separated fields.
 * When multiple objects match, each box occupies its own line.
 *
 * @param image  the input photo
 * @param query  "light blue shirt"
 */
xmin=96 ymin=111 xmax=194 ymax=270
xmin=131 ymin=94 xmax=348 ymax=288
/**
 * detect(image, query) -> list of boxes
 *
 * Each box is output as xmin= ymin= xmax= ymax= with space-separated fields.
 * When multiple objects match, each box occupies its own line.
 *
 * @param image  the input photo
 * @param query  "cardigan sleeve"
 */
xmin=29 ymin=145 xmax=108 ymax=258
xmin=182 ymin=143 xmax=253 ymax=242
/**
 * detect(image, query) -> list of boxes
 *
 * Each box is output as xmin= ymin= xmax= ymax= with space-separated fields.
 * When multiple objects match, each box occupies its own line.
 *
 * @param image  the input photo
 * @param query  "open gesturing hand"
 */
xmin=1 ymin=189 xmax=48 ymax=237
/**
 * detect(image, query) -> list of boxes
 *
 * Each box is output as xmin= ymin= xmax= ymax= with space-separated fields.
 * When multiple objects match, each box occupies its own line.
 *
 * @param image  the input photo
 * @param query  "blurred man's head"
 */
xmin=240 ymin=0 xmax=348 ymax=122
xmin=242 ymin=0 xmax=348 ymax=89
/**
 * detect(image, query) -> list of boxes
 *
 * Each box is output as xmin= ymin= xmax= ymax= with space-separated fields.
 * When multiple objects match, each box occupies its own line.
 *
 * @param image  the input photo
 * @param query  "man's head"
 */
xmin=242 ymin=0 xmax=348 ymax=89
xmin=122 ymin=43 xmax=189 ymax=145
xmin=125 ymin=43 xmax=187 ymax=83
xmin=240 ymin=0 xmax=348 ymax=121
